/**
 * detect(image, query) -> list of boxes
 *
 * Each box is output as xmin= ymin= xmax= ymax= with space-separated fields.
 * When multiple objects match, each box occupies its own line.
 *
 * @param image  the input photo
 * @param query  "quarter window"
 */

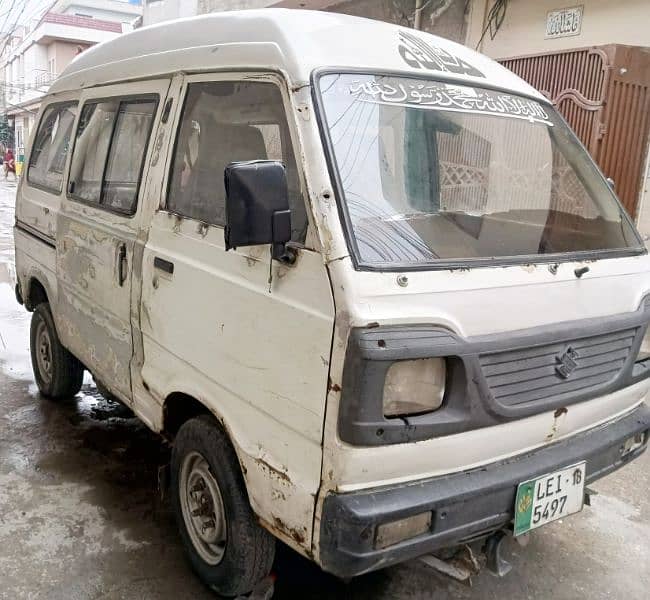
xmin=28 ymin=102 xmax=78 ymax=193
xmin=167 ymin=80 xmax=308 ymax=242
xmin=68 ymin=97 xmax=157 ymax=214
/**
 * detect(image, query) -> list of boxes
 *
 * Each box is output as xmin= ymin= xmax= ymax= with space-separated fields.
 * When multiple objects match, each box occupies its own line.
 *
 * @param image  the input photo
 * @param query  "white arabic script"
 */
xmin=349 ymin=80 xmax=550 ymax=122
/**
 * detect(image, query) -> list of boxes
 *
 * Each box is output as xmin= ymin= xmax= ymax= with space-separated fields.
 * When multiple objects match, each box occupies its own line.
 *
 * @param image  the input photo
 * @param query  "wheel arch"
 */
xmin=161 ymin=391 xmax=254 ymax=501
xmin=162 ymin=392 xmax=214 ymax=440
xmin=158 ymin=389 xmax=315 ymax=559
xmin=24 ymin=276 xmax=50 ymax=311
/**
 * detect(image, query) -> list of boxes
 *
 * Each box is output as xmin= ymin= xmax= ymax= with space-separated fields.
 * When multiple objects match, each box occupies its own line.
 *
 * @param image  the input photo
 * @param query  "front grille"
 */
xmin=479 ymin=328 xmax=638 ymax=407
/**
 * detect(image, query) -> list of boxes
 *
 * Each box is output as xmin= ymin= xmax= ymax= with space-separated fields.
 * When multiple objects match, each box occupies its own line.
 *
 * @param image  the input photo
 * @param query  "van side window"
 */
xmin=28 ymin=102 xmax=78 ymax=193
xmin=167 ymin=81 xmax=308 ymax=242
xmin=103 ymin=100 xmax=158 ymax=213
xmin=68 ymin=97 xmax=157 ymax=214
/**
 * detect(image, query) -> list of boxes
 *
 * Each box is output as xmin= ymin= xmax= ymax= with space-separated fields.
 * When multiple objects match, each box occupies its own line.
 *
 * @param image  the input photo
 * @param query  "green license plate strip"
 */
xmin=514 ymin=461 xmax=586 ymax=536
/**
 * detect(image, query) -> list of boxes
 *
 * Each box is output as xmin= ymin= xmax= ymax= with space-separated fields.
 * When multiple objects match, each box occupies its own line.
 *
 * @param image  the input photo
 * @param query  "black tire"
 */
xmin=30 ymin=303 xmax=84 ymax=399
xmin=171 ymin=414 xmax=275 ymax=597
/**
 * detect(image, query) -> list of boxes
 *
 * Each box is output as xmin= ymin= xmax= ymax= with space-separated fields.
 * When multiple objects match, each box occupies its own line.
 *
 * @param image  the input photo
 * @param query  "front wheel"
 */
xmin=171 ymin=415 xmax=275 ymax=597
xmin=30 ymin=303 xmax=84 ymax=399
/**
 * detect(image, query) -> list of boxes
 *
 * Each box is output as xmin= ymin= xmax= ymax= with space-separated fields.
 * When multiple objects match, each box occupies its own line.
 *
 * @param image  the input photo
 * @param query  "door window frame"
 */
xmin=26 ymin=100 xmax=79 ymax=195
xmin=66 ymin=92 xmax=160 ymax=218
xmin=159 ymin=71 xmax=313 ymax=241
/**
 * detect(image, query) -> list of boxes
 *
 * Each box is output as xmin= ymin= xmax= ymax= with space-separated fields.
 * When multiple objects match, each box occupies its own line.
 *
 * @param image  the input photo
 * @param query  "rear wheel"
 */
xmin=30 ymin=303 xmax=84 ymax=399
xmin=171 ymin=414 xmax=275 ymax=597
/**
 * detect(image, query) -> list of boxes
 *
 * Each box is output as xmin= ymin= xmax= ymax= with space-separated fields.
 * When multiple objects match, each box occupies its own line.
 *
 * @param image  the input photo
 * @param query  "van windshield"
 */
xmin=317 ymin=73 xmax=643 ymax=268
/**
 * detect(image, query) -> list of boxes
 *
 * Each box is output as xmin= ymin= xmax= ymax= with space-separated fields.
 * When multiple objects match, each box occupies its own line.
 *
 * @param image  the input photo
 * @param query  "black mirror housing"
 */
xmin=224 ymin=160 xmax=292 ymax=256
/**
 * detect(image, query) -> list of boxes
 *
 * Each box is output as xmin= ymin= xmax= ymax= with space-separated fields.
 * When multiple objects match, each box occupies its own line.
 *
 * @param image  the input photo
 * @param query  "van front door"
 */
xmin=56 ymin=80 xmax=169 ymax=402
xmin=139 ymin=73 xmax=335 ymax=550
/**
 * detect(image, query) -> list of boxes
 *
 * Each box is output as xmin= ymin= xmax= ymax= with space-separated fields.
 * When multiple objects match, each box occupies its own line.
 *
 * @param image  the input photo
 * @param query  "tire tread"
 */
xmin=30 ymin=303 xmax=84 ymax=399
xmin=171 ymin=414 xmax=275 ymax=597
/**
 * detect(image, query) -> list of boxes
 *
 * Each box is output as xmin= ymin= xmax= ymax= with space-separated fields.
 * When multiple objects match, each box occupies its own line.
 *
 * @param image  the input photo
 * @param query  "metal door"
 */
xmin=56 ymin=79 xmax=170 ymax=403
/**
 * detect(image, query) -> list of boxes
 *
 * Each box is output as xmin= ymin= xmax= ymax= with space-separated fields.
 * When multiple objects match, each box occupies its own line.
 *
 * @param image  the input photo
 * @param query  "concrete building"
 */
xmin=466 ymin=0 xmax=650 ymax=58
xmin=1 ymin=0 xmax=142 ymax=164
xmin=143 ymin=0 xmax=469 ymax=41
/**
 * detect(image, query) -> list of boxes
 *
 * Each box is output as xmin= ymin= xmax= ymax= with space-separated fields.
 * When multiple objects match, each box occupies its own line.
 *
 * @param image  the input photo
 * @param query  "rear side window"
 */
xmin=69 ymin=101 xmax=115 ymax=203
xmin=68 ymin=97 xmax=157 ymax=215
xmin=28 ymin=102 xmax=78 ymax=193
xmin=166 ymin=80 xmax=308 ymax=242
xmin=103 ymin=101 xmax=158 ymax=213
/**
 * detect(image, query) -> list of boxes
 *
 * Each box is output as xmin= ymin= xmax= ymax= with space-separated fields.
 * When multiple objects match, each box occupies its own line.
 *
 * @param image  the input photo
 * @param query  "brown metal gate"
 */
xmin=501 ymin=45 xmax=650 ymax=218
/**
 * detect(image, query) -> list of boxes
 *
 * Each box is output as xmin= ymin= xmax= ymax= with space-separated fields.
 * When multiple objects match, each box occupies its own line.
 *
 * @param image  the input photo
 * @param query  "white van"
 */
xmin=13 ymin=9 xmax=650 ymax=596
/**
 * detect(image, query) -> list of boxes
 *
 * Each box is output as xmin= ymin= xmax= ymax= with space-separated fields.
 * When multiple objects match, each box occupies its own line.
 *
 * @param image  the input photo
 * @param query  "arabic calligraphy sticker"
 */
xmin=348 ymin=77 xmax=552 ymax=126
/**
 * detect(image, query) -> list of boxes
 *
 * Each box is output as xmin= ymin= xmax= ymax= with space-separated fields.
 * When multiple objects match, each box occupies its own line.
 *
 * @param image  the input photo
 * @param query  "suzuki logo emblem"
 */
xmin=555 ymin=346 xmax=579 ymax=379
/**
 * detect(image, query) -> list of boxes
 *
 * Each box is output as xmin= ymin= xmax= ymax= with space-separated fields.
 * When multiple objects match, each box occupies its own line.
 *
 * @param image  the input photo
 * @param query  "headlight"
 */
xmin=637 ymin=327 xmax=650 ymax=362
xmin=383 ymin=358 xmax=445 ymax=417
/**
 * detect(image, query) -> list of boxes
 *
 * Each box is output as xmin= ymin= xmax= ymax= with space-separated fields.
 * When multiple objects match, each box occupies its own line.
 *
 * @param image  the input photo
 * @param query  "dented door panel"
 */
xmin=56 ymin=79 xmax=170 ymax=403
xmin=138 ymin=72 xmax=335 ymax=556
xmin=56 ymin=213 xmax=136 ymax=399
xmin=141 ymin=215 xmax=334 ymax=554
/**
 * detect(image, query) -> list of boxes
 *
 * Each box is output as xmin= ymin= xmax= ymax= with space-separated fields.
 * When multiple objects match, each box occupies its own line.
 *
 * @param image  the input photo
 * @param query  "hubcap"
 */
xmin=35 ymin=320 xmax=53 ymax=385
xmin=179 ymin=451 xmax=227 ymax=565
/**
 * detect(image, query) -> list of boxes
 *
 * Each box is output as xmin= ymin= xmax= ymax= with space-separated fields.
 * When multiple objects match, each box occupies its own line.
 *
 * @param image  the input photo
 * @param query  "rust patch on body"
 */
xmin=254 ymin=457 xmax=291 ymax=484
xmin=328 ymin=378 xmax=341 ymax=392
xmin=271 ymin=489 xmax=287 ymax=502
xmin=272 ymin=516 xmax=306 ymax=545
xmin=546 ymin=407 xmax=568 ymax=441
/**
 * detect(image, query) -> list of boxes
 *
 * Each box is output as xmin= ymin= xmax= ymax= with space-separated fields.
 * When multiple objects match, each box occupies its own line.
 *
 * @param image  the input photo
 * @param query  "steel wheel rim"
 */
xmin=179 ymin=451 xmax=227 ymax=565
xmin=35 ymin=320 xmax=53 ymax=385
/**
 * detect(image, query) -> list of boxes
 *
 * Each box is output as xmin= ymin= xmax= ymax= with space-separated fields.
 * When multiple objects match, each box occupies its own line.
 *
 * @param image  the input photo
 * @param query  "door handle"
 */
xmin=118 ymin=243 xmax=127 ymax=287
xmin=153 ymin=256 xmax=174 ymax=275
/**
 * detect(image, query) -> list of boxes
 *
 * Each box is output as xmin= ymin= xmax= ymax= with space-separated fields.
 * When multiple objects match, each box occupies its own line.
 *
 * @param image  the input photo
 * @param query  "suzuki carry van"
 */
xmin=13 ymin=9 xmax=650 ymax=596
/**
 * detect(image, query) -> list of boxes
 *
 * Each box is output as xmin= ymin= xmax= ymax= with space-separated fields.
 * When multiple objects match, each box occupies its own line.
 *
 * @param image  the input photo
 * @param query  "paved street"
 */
xmin=0 ymin=179 xmax=648 ymax=599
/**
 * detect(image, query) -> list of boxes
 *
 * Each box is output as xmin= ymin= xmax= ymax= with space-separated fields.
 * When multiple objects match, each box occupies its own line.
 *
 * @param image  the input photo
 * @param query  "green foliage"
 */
xmin=0 ymin=115 xmax=14 ymax=149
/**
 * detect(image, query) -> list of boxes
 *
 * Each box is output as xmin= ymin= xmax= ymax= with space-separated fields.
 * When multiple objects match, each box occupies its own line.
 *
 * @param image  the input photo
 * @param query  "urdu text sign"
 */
xmin=546 ymin=6 xmax=583 ymax=39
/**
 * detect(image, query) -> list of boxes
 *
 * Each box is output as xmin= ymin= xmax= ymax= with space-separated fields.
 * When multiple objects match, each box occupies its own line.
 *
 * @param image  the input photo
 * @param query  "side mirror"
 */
xmin=606 ymin=177 xmax=616 ymax=191
xmin=224 ymin=160 xmax=292 ymax=260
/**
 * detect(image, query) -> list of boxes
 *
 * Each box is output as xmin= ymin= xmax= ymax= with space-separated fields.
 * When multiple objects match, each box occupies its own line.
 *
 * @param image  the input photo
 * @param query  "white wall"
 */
xmin=198 ymin=0 xmax=275 ymax=10
xmin=22 ymin=44 xmax=50 ymax=102
xmin=56 ymin=0 xmax=142 ymax=24
xmin=635 ymin=143 xmax=650 ymax=243
xmin=143 ymin=0 xmax=199 ymax=25
xmin=468 ymin=0 xmax=650 ymax=59
xmin=142 ymin=0 xmax=276 ymax=25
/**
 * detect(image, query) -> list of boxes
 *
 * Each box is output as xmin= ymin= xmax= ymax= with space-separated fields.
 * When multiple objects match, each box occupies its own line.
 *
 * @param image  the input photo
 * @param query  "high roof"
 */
xmin=49 ymin=9 xmax=544 ymax=101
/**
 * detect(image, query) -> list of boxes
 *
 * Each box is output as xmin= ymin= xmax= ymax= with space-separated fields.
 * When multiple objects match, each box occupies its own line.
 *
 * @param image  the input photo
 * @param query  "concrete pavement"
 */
xmin=0 ymin=180 xmax=648 ymax=598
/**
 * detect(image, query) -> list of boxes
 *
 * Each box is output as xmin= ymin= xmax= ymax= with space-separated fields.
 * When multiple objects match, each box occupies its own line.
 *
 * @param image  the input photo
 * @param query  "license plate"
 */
xmin=514 ymin=462 xmax=586 ymax=536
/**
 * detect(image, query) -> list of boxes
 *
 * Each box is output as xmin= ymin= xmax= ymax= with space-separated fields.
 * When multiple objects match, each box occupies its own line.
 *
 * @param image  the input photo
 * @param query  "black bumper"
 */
xmin=319 ymin=404 xmax=650 ymax=578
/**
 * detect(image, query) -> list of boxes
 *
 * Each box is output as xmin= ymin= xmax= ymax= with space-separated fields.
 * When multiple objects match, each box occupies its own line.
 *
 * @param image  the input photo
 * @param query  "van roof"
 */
xmin=49 ymin=9 xmax=544 ymax=101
